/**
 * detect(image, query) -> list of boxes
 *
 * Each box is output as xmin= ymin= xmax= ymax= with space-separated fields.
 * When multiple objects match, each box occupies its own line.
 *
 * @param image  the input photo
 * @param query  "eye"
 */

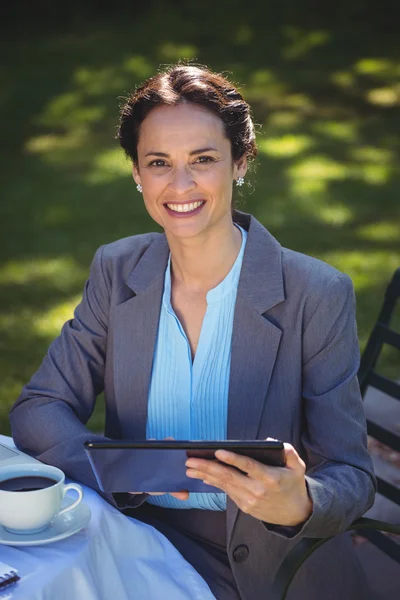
xmin=149 ymin=159 xmax=168 ymax=167
xmin=195 ymin=155 xmax=215 ymax=164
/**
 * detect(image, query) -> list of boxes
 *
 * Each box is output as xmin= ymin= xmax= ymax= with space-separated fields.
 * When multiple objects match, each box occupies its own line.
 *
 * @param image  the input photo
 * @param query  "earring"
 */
xmin=236 ymin=177 xmax=244 ymax=187
xmin=136 ymin=183 xmax=143 ymax=193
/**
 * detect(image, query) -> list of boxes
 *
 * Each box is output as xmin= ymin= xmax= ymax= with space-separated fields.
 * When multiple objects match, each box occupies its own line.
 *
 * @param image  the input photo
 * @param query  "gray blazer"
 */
xmin=10 ymin=212 xmax=375 ymax=600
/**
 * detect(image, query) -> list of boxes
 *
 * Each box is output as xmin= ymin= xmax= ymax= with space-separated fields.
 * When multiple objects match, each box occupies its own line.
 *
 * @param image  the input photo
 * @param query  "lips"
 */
xmin=164 ymin=200 xmax=206 ymax=216
xmin=165 ymin=200 xmax=204 ymax=213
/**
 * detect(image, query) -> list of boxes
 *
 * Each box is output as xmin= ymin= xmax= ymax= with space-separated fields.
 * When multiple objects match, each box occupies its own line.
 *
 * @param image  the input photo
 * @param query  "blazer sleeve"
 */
xmin=9 ymin=246 xmax=122 ymax=507
xmin=267 ymin=273 xmax=376 ymax=539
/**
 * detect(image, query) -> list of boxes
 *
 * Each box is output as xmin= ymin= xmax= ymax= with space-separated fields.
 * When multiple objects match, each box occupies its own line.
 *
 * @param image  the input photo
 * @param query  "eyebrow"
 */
xmin=144 ymin=147 xmax=218 ymax=157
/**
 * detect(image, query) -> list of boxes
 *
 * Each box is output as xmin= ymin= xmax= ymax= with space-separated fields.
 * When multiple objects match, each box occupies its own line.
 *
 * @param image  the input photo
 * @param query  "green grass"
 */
xmin=1 ymin=2 xmax=399 ymax=435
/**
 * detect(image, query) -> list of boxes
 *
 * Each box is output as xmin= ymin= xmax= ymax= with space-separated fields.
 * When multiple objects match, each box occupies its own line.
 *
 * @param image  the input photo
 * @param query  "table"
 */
xmin=0 ymin=435 xmax=216 ymax=600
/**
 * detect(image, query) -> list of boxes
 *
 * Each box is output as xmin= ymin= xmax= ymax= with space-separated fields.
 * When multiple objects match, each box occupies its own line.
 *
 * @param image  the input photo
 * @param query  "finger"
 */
xmin=214 ymin=450 xmax=265 ymax=479
xmin=283 ymin=443 xmax=305 ymax=472
xmin=189 ymin=453 xmax=286 ymax=493
xmin=202 ymin=474 xmax=258 ymax=506
xmin=202 ymin=469 xmax=269 ymax=502
xmin=135 ymin=491 xmax=189 ymax=498
xmin=187 ymin=464 xmax=252 ymax=495
xmin=170 ymin=490 xmax=189 ymax=500
xmin=186 ymin=458 xmax=247 ymax=486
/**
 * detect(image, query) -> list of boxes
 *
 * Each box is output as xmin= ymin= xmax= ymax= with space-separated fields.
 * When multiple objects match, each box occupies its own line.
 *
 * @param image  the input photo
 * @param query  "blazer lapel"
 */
xmin=226 ymin=213 xmax=285 ymax=541
xmin=113 ymin=235 xmax=169 ymax=440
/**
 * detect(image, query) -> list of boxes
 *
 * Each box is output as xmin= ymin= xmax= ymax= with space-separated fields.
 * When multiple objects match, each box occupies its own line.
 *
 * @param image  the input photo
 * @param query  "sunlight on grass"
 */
xmin=357 ymin=222 xmax=400 ymax=242
xmin=0 ymin=295 xmax=81 ymax=431
xmin=351 ymin=146 xmax=395 ymax=164
xmin=73 ymin=66 xmax=129 ymax=95
xmin=158 ymin=42 xmax=197 ymax=61
xmin=317 ymin=204 xmax=353 ymax=226
xmin=37 ymin=91 xmax=107 ymax=129
xmin=86 ymin=147 xmax=131 ymax=184
xmin=250 ymin=69 xmax=277 ymax=86
xmin=0 ymin=297 xmax=81 ymax=347
xmin=34 ymin=295 xmax=81 ymax=337
xmin=123 ymin=55 xmax=154 ymax=79
xmin=289 ymin=148 xmax=396 ymax=195
xmin=282 ymin=27 xmax=330 ymax=60
xmin=357 ymin=163 xmax=393 ymax=185
xmin=246 ymin=70 xmax=288 ymax=104
xmin=289 ymin=155 xmax=348 ymax=196
xmin=25 ymin=130 xmax=87 ymax=155
xmin=258 ymin=134 xmax=313 ymax=157
xmin=25 ymin=128 xmax=97 ymax=168
xmin=354 ymin=58 xmax=400 ymax=78
xmin=320 ymin=251 xmax=400 ymax=292
xmin=367 ymin=87 xmax=399 ymax=107
xmin=31 ymin=58 xmax=156 ymax=151
xmin=0 ymin=258 xmax=86 ymax=286
xmin=267 ymin=111 xmax=304 ymax=129
xmin=284 ymin=93 xmax=315 ymax=111
xmin=330 ymin=70 xmax=356 ymax=88
xmin=313 ymin=120 xmax=358 ymax=142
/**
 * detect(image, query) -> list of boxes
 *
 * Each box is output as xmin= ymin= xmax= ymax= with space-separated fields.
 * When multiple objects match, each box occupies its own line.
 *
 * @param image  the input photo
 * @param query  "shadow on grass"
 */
xmin=0 ymin=1 xmax=399 ymax=434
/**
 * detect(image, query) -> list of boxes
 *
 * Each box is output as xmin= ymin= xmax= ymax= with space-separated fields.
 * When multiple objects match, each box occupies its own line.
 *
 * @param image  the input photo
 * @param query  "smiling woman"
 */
xmin=10 ymin=64 xmax=376 ymax=600
xmin=118 ymin=65 xmax=256 ymax=247
xmin=133 ymin=102 xmax=244 ymax=241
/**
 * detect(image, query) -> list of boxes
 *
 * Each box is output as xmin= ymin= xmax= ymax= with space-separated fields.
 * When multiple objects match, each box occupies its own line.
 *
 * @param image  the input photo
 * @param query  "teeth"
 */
xmin=166 ymin=201 xmax=204 ymax=213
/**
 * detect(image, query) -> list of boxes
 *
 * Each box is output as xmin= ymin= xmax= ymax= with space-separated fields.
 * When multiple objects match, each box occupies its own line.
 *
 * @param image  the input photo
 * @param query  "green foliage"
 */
xmin=1 ymin=2 xmax=399 ymax=435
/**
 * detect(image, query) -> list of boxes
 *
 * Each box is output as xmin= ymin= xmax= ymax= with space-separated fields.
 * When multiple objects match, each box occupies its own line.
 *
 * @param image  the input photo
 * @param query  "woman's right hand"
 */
xmin=128 ymin=437 xmax=189 ymax=500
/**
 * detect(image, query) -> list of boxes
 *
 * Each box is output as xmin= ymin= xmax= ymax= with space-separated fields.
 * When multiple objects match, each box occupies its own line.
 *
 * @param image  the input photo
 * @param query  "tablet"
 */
xmin=84 ymin=440 xmax=285 ymax=493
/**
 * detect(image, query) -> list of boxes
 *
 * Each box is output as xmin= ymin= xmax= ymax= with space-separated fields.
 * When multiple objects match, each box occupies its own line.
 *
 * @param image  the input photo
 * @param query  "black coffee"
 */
xmin=0 ymin=476 xmax=57 ymax=492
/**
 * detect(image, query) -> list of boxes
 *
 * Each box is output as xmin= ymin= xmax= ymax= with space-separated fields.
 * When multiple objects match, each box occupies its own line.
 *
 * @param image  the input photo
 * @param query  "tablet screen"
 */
xmin=84 ymin=440 xmax=285 ymax=493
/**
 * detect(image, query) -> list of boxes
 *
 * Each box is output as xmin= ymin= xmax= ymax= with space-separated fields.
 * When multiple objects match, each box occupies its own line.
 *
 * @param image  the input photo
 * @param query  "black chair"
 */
xmin=270 ymin=268 xmax=400 ymax=600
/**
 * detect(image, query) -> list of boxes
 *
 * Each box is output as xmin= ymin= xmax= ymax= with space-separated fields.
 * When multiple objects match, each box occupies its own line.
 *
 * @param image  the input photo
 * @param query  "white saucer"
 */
xmin=0 ymin=496 xmax=91 ymax=546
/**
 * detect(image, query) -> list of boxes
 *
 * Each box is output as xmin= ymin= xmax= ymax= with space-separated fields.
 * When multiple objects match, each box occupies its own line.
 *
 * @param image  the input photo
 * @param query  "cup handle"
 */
xmin=57 ymin=483 xmax=83 ymax=517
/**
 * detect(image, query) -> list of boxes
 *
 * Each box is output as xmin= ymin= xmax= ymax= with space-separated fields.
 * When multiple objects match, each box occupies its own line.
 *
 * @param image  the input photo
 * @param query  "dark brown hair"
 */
xmin=117 ymin=64 xmax=257 ymax=166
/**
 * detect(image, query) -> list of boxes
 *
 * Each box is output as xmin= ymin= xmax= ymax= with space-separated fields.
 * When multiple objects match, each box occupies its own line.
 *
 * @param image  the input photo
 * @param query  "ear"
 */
xmin=233 ymin=154 xmax=248 ymax=181
xmin=132 ymin=163 xmax=141 ymax=186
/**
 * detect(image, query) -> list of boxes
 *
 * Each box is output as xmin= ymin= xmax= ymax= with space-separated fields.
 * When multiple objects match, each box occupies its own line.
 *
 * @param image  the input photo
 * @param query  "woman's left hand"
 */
xmin=186 ymin=443 xmax=313 ymax=526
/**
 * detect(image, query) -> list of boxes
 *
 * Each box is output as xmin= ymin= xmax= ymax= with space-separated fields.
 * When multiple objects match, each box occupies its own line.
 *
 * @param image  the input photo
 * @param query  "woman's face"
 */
xmin=133 ymin=102 xmax=247 ymax=240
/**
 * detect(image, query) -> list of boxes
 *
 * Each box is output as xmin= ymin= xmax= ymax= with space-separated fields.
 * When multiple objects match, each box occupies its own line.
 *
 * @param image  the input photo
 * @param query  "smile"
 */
xmin=165 ymin=201 xmax=205 ymax=214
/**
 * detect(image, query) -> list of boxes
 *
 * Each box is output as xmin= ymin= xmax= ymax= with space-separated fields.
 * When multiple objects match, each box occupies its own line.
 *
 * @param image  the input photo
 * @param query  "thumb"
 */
xmin=283 ymin=443 xmax=305 ymax=472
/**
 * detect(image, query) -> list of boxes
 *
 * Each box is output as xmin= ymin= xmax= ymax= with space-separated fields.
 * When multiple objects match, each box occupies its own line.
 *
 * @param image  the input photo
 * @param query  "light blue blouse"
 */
xmin=146 ymin=225 xmax=247 ymax=510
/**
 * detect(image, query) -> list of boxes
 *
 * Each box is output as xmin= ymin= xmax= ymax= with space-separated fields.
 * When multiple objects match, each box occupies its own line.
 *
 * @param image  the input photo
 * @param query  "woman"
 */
xmin=10 ymin=64 xmax=375 ymax=600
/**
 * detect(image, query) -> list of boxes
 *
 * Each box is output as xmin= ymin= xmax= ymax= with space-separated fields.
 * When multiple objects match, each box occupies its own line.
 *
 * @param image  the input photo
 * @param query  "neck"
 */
xmin=166 ymin=217 xmax=242 ymax=292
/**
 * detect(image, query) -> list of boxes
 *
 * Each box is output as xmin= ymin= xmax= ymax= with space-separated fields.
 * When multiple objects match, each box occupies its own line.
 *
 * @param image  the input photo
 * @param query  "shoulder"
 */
xmin=281 ymin=247 xmax=355 ymax=323
xmin=282 ymin=246 xmax=352 ymax=293
xmin=239 ymin=212 xmax=354 ymax=317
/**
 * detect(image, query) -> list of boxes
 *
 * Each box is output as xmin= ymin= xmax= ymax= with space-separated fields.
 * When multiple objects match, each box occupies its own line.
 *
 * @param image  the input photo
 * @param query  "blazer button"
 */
xmin=233 ymin=545 xmax=249 ymax=563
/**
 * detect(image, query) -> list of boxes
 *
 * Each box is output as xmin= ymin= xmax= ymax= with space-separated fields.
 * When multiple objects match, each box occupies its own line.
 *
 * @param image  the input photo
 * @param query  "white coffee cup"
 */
xmin=0 ymin=463 xmax=83 ymax=534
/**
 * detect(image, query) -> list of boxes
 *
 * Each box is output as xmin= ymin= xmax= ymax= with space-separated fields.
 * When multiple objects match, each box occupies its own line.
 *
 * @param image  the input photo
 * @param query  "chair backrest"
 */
xmin=358 ymin=267 xmax=400 ymax=559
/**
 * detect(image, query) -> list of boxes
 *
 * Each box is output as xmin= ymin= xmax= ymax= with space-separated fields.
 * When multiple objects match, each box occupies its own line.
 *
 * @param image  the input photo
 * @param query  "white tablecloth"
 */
xmin=0 ymin=435 xmax=215 ymax=600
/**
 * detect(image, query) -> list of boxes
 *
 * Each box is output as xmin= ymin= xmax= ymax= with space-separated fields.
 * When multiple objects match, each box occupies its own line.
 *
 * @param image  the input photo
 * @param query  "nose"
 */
xmin=168 ymin=166 xmax=196 ymax=195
